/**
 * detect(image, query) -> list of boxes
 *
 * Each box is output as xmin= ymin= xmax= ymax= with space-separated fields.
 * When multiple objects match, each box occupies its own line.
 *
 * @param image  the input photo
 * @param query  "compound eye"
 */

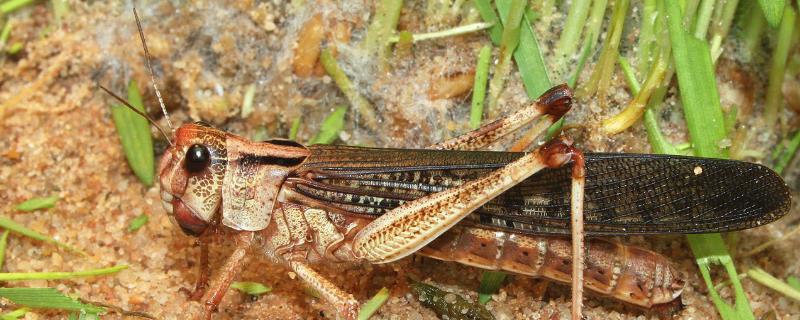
xmin=185 ymin=144 xmax=210 ymax=173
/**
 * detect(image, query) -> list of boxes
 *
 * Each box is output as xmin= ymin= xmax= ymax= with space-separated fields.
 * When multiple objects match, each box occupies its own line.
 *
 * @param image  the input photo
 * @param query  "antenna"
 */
xmin=133 ymin=8 xmax=174 ymax=130
xmin=99 ymin=84 xmax=174 ymax=146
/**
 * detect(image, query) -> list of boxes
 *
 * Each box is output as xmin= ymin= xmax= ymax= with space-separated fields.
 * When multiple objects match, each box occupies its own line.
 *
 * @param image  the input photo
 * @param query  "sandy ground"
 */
xmin=1 ymin=1 xmax=799 ymax=319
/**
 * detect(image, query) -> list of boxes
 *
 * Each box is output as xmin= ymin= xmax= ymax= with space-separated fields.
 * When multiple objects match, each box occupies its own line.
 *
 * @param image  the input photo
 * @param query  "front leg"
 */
xmin=190 ymin=234 xmax=212 ymax=301
xmin=201 ymin=231 xmax=255 ymax=320
xmin=353 ymin=138 xmax=576 ymax=264
xmin=290 ymin=261 xmax=359 ymax=320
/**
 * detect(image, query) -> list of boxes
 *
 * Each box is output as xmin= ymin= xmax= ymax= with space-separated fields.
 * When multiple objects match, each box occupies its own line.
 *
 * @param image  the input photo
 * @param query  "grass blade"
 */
xmin=309 ymin=105 xmax=347 ymax=145
xmin=0 ymin=288 xmax=104 ymax=313
xmin=387 ymin=22 xmax=494 ymax=43
xmin=320 ymin=49 xmax=379 ymax=131
xmin=665 ymin=1 xmax=753 ymax=318
xmin=474 ymin=0 xmax=502 ymax=43
xmin=787 ymin=276 xmax=800 ymax=291
xmin=230 ymin=281 xmax=271 ymax=296
xmin=763 ymin=7 xmax=796 ymax=129
xmin=746 ymin=267 xmax=800 ymax=302
xmin=0 ymin=229 xmax=10 ymax=270
xmin=496 ymin=0 xmax=552 ymax=97
xmin=0 ymin=216 xmax=85 ymax=256
xmin=756 ymin=0 xmax=786 ymax=28
xmin=477 ymin=271 xmax=506 ymax=304
xmin=0 ymin=265 xmax=127 ymax=281
xmin=357 ymin=287 xmax=390 ymax=320
xmin=127 ymin=214 xmax=148 ymax=232
xmin=15 ymin=196 xmax=59 ymax=212
xmin=486 ymin=0 xmax=526 ymax=116
xmin=288 ymin=116 xmax=302 ymax=141
xmin=0 ymin=307 xmax=28 ymax=320
xmin=470 ymin=45 xmax=492 ymax=129
xmin=110 ymin=80 xmax=155 ymax=187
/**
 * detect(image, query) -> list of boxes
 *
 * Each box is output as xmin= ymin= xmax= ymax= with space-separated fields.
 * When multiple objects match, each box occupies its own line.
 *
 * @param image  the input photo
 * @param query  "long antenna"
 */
xmin=133 ymin=8 xmax=174 ymax=130
xmin=99 ymin=84 xmax=174 ymax=146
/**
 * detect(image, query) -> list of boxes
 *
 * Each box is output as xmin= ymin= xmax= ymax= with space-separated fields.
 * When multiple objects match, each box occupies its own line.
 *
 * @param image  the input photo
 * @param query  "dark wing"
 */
xmin=286 ymin=145 xmax=791 ymax=236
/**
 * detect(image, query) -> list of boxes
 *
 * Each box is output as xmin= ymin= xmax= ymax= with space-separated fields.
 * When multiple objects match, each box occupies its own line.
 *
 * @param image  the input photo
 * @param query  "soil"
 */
xmin=1 ymin=1 xmax=798 ymax=319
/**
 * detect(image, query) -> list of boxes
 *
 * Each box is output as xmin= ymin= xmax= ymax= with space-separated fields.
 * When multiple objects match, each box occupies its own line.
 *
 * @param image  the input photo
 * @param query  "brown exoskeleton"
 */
xmin=101 ymin=9 xmax=791 ymax=320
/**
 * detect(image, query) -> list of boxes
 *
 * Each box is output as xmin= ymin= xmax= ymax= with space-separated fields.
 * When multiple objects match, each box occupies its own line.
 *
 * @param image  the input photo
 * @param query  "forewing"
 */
xmin=288 ymin=145 xmax=791 ymax=236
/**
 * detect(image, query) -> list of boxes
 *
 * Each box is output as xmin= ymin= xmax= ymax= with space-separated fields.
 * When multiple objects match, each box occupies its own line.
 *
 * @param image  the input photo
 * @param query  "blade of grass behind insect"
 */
xmin=474 ymin=0 xmax=502 ymax=43
xmin=0 ymin=229 xmax=9 ymax=270
xmin=578 ymin=0 xmax=630 ymax=103
xmin=288 ymin=116 xmax=302 ymax=141
xmin=358 ymin=287 xmax=390 ymax=320
xmin=0 ymin=0 xmax=36 ymax=14
xmin=495 ymin=0 xmax=552 ymax=97
xmin=746 ymin=267 xmax=800 ymax=302
xmin=665 ymin=1 xmax=752 ymax=318
xmin=15 ymin=195 xmax=59 ymax=212
xmin=0 ymin=288 xmax=104 ymax=313
xmin=320 ymin=49 xmax=379 ymax=131
xmin=0 ymin=20 xmax=11 ymax=49
xmin=470 ymin=45 xmax=492 ymax=129
xmin=127 ymin=214 xmax=148 ymax=232
xmin=0 ymin=216 xmax=85 ymax=256
xmin=787 ymin=276 xmax=800 ymax=291
xmin=553 ymin=0 xmax=592 ymax=70
xmin=756 ymin=0 xmax=786 ymax=28
xmin=486 ymin=0 xmax=525 ymax=116
xmin=0 ymin=265 xmax=127 ymax=281
xmin=361 ymin=0 xmax=403 ymax=69
xmin=774 ymin=128 xmax=800 ymax=174
xmin=763 ymin=7 xmax=796 ymax=129
xmin=309 ymin=105 xmax=347 ymax=145
xmin=231 ymin=281 xmax=271 ymax=296
xmin=477 ymin=271 xmax=506 ymax=304
xmin=110 ymin=80 xmax=154 ymax=187
xmin=1 ymin=307 xmax=28 ymax=320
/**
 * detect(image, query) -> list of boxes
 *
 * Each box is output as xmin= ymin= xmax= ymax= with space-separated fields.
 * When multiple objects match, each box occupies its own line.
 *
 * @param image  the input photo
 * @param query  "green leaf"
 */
xmin=478 ymin=271 xmax=506 ymax=304
xmin=0 ymin=288 xmax=104 ymax=313
xmin=15 ymin=196 xmax=59 ymax=212
xmin=747 ymin=268 xmax=800 ymax=302
xmin=110 ymin=79 xmax=155 ymax=187
xmin=0 ymin=229 xmax=10 ymax=270
xmin=0 ymin=307 xmax=28 ymax=320
xmin=357 ymin=287 xmax=390 ymax=320
xmin=127 ymin=214 xmax=149 ymax=232
xmin=309 ymin=106 xmax=347 ymax=145
xmin=288 ymin=116 xmax=302 ymax=141
xmin=319 ymin=49 xmax=379 ymax=131
xmin=470 ymin=45 xmax=492 ymax=129
xmin=756 ymin=0 xmax=786 ymax=28
xmin=763 ymin=7 xmax=796 ymax=128
xmin=230 ymin=281 xmax=271 ymax=296
xmin=496 ymin=0 xmax=552 ymax=97
xmin=0 ymin=216 xmax=86 ymax=255
xmin=787 ymin=276 xmax=800 ymax=291
xmin=664 ymin=1 xmax=752 ymax=319
xmin=0 ymin=265 xmax=127 ymax=281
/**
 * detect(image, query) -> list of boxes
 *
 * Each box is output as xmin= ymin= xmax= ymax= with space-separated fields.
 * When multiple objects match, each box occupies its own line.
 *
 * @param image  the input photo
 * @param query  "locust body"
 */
xmin=149 ymin=85 xmax=791 ymax=319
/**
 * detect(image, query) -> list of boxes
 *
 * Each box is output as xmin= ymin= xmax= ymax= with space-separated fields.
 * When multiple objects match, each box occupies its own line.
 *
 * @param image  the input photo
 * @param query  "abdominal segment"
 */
xmin=418 ymin=226 xmax=685 ymax=308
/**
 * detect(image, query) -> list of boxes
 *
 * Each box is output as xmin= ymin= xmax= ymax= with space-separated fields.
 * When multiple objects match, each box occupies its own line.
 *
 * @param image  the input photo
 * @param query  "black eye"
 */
xmin=185 ymin=144 xmax=210 ymax=172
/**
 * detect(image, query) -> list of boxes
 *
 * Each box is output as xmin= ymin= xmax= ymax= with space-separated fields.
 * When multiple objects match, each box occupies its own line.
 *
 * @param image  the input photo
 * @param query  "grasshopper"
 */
xmin=101 ymin=9 xmax=792 ymax=320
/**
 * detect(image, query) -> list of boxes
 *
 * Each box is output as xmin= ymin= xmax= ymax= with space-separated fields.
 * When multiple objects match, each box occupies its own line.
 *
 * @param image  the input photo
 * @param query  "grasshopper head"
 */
xmin=158 ymin=122 xmax=227 ymax=236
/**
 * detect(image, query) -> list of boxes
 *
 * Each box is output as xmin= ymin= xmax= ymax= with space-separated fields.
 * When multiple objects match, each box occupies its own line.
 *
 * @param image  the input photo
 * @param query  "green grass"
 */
xmin=763 ymin=7 xmax=796 ymax=129
xmin=309 ymin=105 xmax=347 ymax=145
xmin=0 ymin=216 xmax=85 ymax=256
xmin=110 ymin=80 xmax=155 ymax=187
xmin=127 ymin=214 xmax=149 ymax=232
xmin=15 ymin=195 xmax=59 ymax=212
xmin=470 ymin=45 xmax=492 ymax=129
xmin=663 ymin=1 xmax=753 ymax=318
xmin=358 ymin=287 xmax=390 ymax=320
xmin=320 ymin=49 xmax=379 ymax=131
xmin=0 ymin=288 xmax=103 ymax=313
xmin=230 ymin=281 xmax=271 ymax=296
xmin=0 ymin=265 xmax=128 ymax=281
